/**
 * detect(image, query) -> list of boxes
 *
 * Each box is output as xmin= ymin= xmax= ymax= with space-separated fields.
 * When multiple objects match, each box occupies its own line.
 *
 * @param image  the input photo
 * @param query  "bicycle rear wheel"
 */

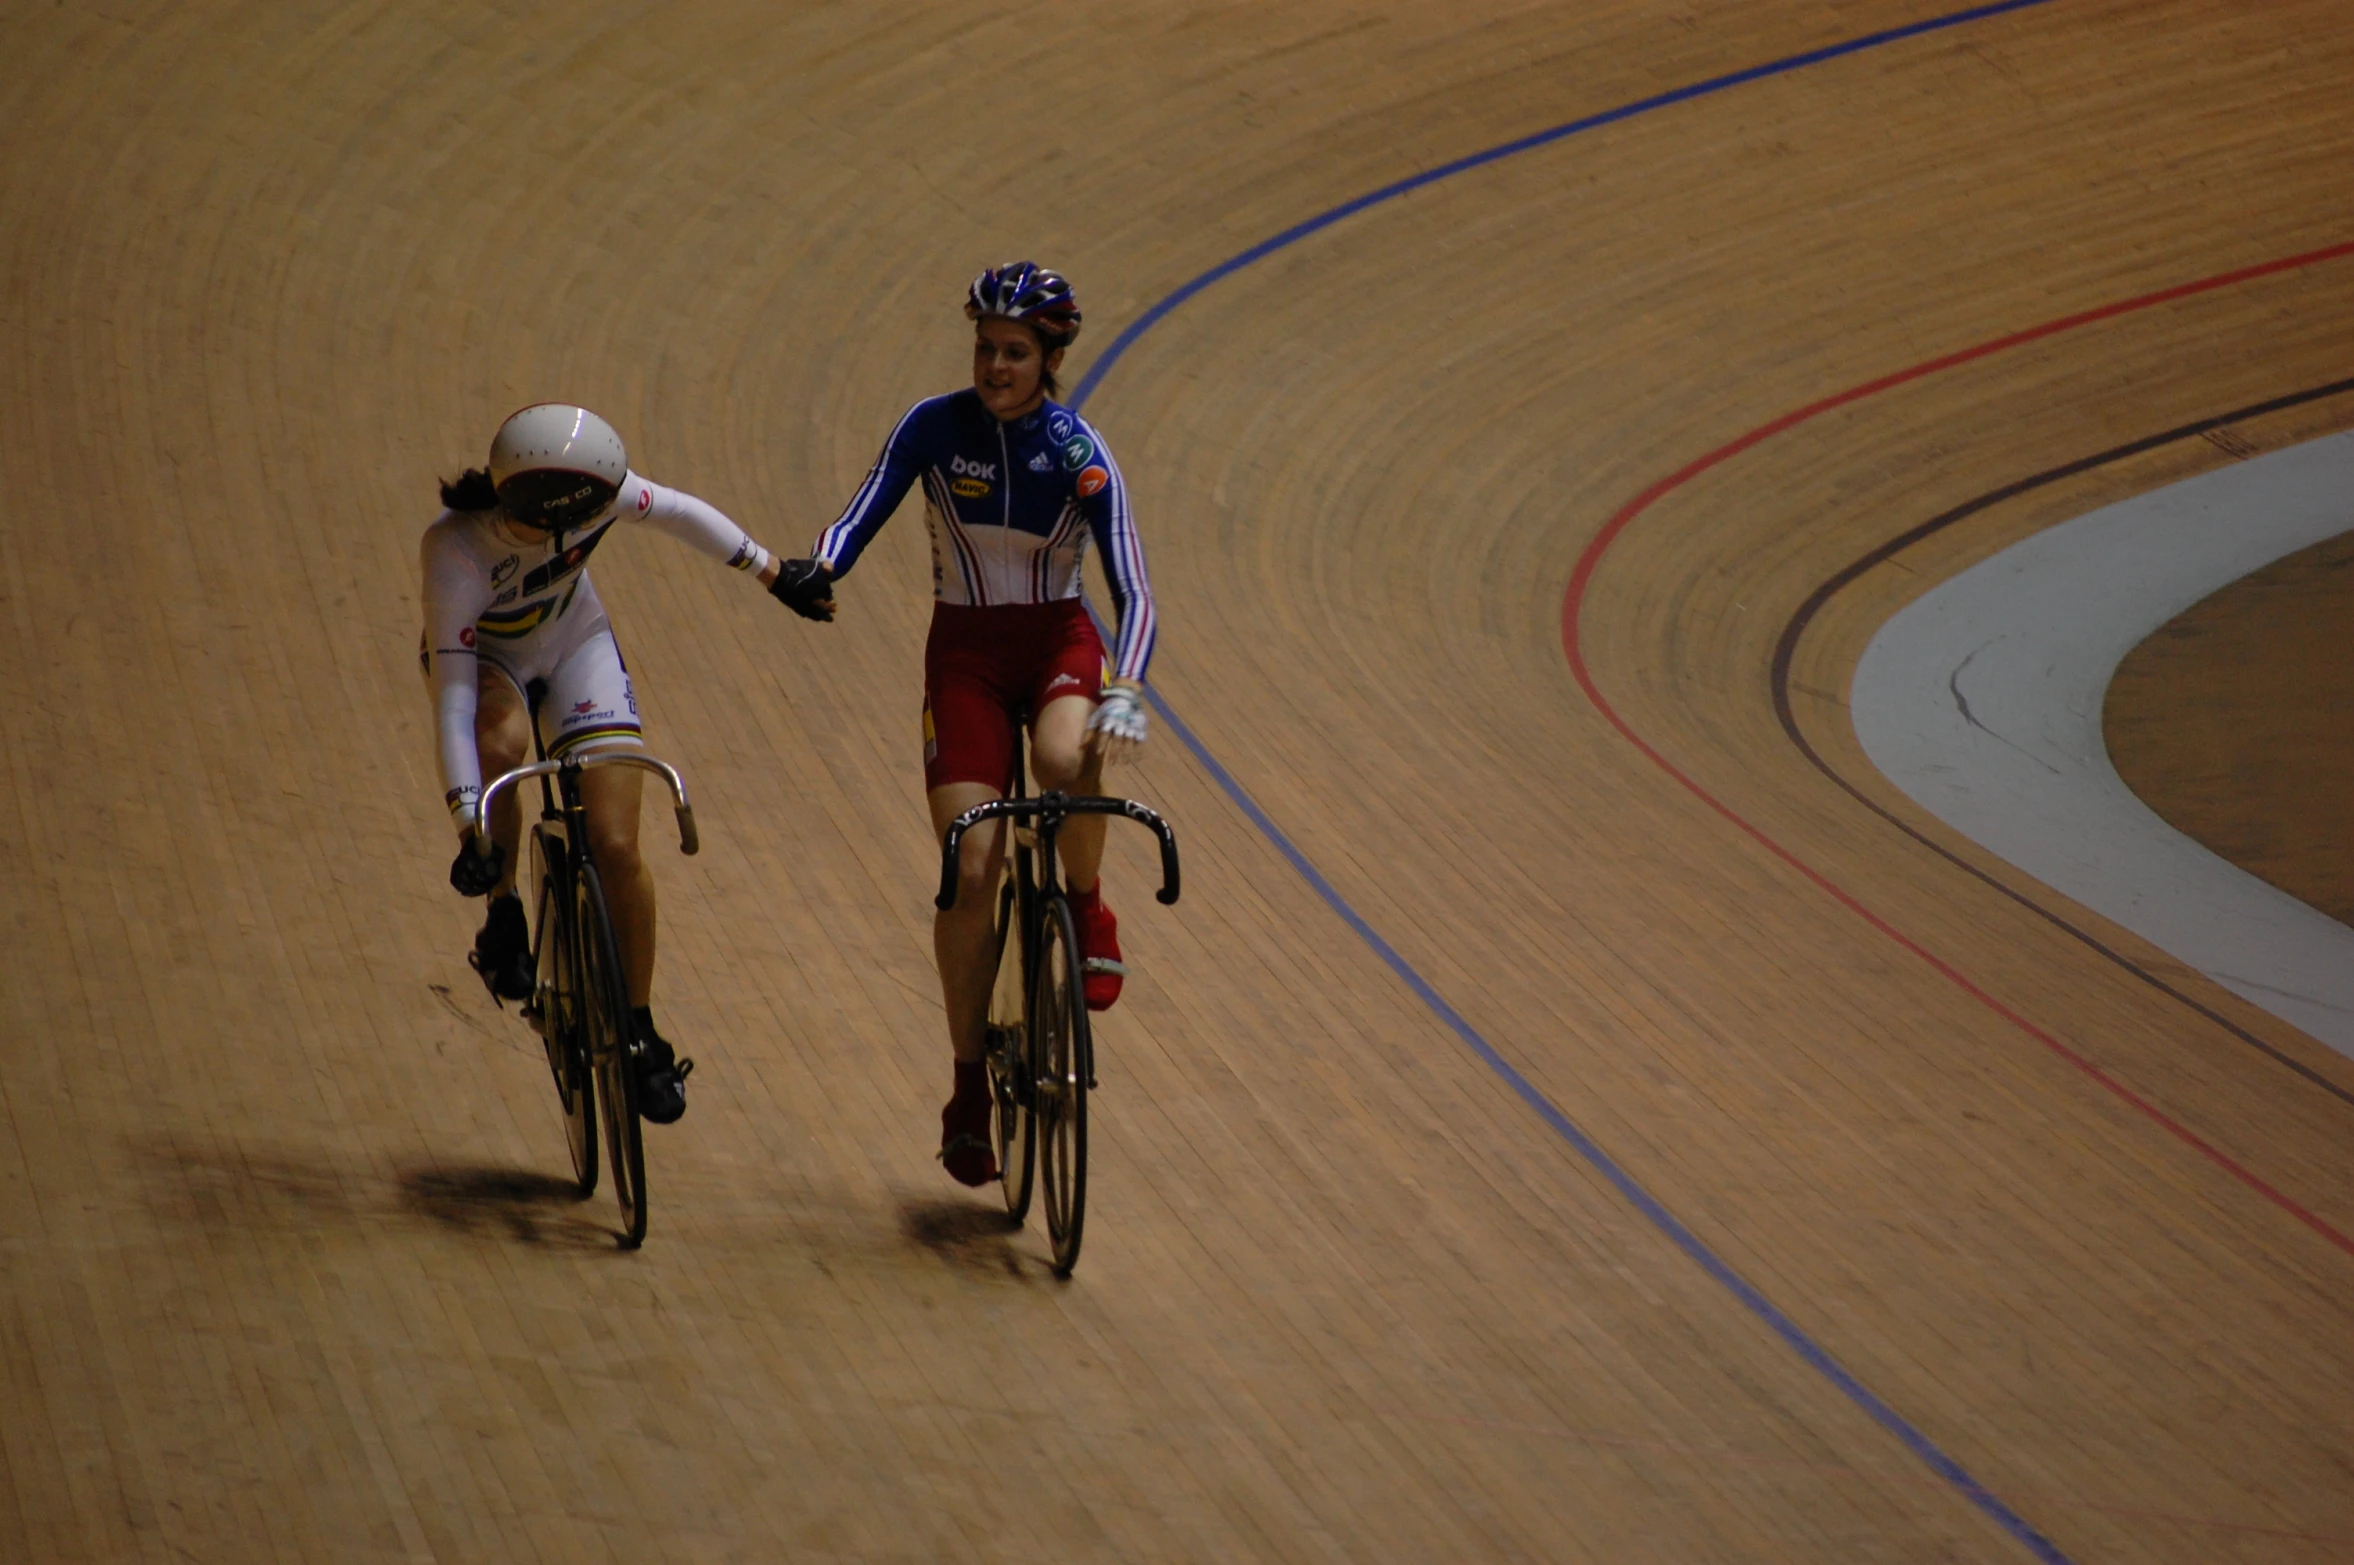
xmin=530 ymin=826 xmax=596 ymax=1195
xmin=985 ymin=872 xmax=1036 ymax=1224
xmin=1033 ymin=891 xmax=1092 ymax=1275
xmin=576 ymin=859 xmax=647 ymax=1247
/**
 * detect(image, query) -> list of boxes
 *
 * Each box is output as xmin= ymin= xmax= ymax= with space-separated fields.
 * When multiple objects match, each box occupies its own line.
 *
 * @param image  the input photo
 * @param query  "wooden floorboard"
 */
xmin=2107 ymin=529 xmax=2354 ymax=927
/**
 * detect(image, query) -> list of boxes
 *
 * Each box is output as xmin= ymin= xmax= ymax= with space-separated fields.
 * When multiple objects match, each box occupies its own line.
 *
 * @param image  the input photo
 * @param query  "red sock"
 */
xmin=1068 ymin=883 xmax=1100 ymax=913
xmin=953 ymin=1058 xmax=987 ymax=1102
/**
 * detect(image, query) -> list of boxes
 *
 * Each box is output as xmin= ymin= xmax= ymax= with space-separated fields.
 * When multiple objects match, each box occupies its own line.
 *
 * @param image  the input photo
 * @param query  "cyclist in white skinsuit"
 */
xmin=422 ymin=403 xmax=788 ymax=1123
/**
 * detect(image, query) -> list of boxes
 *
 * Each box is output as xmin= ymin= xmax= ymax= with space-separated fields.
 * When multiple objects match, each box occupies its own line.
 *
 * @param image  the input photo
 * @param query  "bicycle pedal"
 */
xmin=465 ymin=950 xmax=507 ymax=1011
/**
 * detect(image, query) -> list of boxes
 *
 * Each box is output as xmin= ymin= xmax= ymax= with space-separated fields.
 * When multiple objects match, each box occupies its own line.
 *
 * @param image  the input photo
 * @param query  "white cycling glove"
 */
xmin=1087 ymin=683 xmax=1148 ymax=755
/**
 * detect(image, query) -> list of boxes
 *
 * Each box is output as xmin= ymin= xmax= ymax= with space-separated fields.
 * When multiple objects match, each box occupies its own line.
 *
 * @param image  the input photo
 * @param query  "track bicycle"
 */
xmin=937 ymin=726 xmax=1179 ymax=1275
xmin=475 ymin=729 xmax=698 ymax=1249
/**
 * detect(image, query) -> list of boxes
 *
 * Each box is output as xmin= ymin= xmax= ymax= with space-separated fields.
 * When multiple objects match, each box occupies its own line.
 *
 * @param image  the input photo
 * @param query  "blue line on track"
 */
xmin=1073 ymin=0 xmax=2057 ymax=407
xmin=1072 ymin=3 xmax=2073 ymax=1560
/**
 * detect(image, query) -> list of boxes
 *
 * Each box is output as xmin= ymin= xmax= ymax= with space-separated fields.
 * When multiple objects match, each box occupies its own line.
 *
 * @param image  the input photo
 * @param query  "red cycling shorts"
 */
xmin=923 ymin=599 xmax=1106 ymax=792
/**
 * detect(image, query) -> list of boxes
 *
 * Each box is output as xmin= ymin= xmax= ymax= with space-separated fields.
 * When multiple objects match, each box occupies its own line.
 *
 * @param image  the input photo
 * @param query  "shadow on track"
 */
xmin=897 ymin=1196 xmax=1040 ymax=1282
xmin=397 ymin=1164 xmax=616 ymax=1251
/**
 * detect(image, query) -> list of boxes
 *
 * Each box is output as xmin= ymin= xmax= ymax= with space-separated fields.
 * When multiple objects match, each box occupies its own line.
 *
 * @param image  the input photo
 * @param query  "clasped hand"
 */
xmin=768 ymin=558 xmax=835 ymax=622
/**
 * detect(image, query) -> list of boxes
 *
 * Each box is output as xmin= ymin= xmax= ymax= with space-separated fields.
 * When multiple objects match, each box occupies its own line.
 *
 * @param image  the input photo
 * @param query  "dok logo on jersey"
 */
xmin=949 ymin=452 xmax=996 ymax=499
xmin=1076 ymin=465 xmax=1110 ymax=497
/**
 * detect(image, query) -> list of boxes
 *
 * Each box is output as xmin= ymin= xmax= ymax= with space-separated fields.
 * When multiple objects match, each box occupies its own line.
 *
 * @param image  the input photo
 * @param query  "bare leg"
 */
xmin=929 ymin=781 xmax=1006 ymax=1063
xmin=580 ymin=759 xmax=654 ymax=1009
xmin=473 ymin=672 xmax=532 ymax=897
xmin=1031 ymin=695 xmax=1106 ymax=892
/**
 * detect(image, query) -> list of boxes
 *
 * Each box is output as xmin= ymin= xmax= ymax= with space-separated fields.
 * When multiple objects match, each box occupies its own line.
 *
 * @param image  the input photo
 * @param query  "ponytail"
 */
xmin=439 ymin=468 xmax=499 ymax=511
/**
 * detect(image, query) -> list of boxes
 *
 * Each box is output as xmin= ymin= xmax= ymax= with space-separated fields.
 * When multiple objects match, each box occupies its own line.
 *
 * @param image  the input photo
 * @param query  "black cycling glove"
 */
xmin=768 ymin=557 xmax=836 ymax=622
xmin=449 ymin=835 xmax=506 ymax=897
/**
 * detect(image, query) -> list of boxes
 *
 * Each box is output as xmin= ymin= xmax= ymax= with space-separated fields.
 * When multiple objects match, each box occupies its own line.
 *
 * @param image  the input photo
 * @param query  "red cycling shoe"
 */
xmin=1069 ymin=885 xmax=1125 ymax=1011
xmin=938 ymin=1066 xmax=998 ymax=1187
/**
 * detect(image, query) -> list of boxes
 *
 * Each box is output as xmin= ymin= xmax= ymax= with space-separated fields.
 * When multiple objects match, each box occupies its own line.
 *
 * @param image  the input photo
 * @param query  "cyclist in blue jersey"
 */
xmin=769 ymin=262 xmax=1156 ymax=1187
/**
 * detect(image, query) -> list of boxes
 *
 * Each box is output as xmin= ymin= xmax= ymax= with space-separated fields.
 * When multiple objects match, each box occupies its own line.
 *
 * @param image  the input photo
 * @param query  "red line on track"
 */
xmin=1560 ymin=239 xmax=2354 ymax=1260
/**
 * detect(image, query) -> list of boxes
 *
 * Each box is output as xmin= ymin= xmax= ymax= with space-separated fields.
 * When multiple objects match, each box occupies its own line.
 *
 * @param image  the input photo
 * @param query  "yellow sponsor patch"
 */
xmin=951 ymin=476 xmax=990 ymax=498
xmin=476 ymin=582 xmax=575 ymax=638
xmin=477 ymin=602 xmax=553 ymax=637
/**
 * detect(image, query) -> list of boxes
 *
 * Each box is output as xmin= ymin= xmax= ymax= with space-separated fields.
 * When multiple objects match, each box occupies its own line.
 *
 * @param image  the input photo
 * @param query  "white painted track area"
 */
xmin=1853 ymin=433 xmax=2354 ymax=1057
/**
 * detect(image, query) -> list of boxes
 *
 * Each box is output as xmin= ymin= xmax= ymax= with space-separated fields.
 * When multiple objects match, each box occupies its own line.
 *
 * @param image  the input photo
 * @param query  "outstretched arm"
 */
xmin=625 ymin=477 xmax=778 ymax=582
xmin=810 ymin=402 xmax=928 ymax=580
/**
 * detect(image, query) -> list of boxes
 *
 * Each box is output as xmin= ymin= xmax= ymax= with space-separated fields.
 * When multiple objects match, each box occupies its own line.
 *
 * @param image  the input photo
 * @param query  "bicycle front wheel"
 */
xmin=1033 ymin=891 xmax=1092 ymax=1275
xmin=576 ymin=859 xmax=647 ymax=1247
xmin=531 ymin=826 xmax=596 ymax=1195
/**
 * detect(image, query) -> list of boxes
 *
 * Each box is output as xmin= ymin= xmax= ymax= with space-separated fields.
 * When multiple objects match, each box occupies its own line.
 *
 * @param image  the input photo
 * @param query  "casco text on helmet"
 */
xmin=965 ymin=262 xmax=1081 ymax=348
xmin=489 ymin=404 xmax=628 ymax=530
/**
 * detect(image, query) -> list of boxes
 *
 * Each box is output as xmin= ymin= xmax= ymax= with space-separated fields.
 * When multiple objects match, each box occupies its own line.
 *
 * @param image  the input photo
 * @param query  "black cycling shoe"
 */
xmin=468 ymin=893 xmax=534 ymax=1003
xmin=633 ymin=1019 xmax=693 ymax=1126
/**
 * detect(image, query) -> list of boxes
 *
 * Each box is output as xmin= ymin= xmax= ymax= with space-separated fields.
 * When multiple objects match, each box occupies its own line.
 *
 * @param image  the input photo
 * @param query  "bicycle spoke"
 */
xmin=1035 ymin=892 xmax=1090 ymax=1275
xmin=533 ymin=827 xmax=596 ymax=1195
xmin=989 ymin=873 xmax=1037 ymax=1224
xmin=578 ymin=861 xmax=646 ymax=1247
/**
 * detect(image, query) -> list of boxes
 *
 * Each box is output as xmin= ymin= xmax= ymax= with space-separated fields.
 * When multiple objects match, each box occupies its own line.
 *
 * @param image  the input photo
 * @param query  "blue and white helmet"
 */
xmin=965 ymin=261 xmax=1081 ymax=347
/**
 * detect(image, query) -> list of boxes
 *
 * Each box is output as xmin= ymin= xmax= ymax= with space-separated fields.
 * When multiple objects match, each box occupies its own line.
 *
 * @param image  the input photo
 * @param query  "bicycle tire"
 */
xmin=1033 ymin=891 xmax=1092 ymax=1275
xmin=986 ymin=874 xmax=1037 ymax=1224
xmin=576 ymin=859 xmax=647 ymax=1247
xmin=530 ymin=825 xmax=597 ymax=1195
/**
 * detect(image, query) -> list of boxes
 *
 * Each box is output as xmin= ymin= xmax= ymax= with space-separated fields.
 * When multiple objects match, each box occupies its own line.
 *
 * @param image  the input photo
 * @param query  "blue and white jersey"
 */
xmin=813 ymin=390 xmax=1156 ymax=682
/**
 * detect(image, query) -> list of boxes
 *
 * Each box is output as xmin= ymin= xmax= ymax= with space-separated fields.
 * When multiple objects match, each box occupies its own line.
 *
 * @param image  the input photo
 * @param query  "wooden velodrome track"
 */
xmin=6 ymin=0 xmax=2352 ymax=1558
xmin=2110 ymin=531 xmax=2354 ymax=931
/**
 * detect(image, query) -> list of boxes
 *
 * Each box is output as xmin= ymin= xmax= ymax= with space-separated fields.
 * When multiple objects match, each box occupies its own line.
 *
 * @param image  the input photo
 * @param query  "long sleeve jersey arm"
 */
xmin=628 ymin=477 xmax=774 ymax=576
xmin=1075 ymin=434 xmax=1155 ymax=683
xmin=810 ymin=402 xmax=929 ymax=579
xmin=421 ymin=517 xmax=500 ymax=830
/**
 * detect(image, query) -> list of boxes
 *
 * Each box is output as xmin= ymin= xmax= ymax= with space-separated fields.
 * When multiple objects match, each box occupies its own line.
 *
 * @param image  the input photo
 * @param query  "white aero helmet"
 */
xmin=488 ymin=403 xmax=628 ymax=530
